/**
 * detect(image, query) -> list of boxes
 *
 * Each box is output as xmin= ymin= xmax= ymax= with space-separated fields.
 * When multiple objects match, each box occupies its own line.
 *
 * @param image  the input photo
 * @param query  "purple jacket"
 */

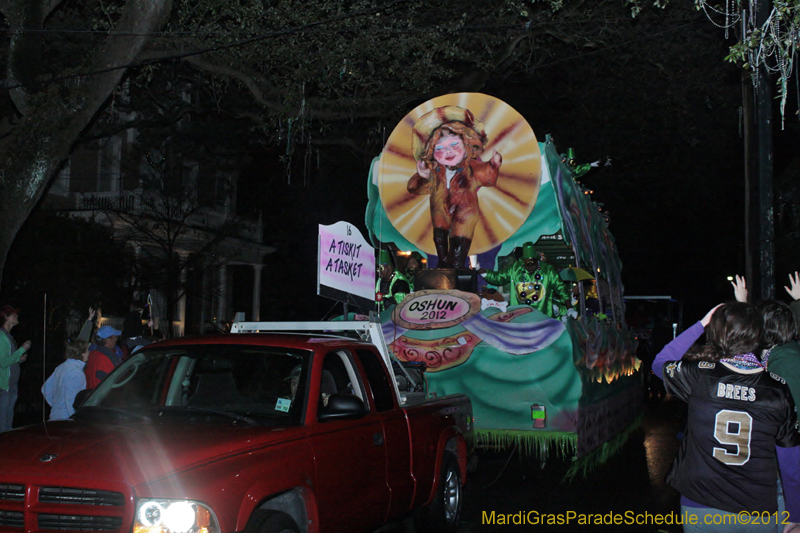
xmin=652 ymin=321 xmax=704 ymax=380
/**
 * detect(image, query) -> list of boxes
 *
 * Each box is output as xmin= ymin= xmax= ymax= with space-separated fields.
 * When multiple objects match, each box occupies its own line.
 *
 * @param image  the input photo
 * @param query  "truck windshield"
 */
xmin=77 ymin=345 xmax=311 ymax=426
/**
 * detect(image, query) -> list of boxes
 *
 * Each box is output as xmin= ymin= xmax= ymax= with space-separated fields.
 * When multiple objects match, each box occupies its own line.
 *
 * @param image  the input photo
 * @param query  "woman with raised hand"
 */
xmin=731 ymin=273 xmax=800 ymax=532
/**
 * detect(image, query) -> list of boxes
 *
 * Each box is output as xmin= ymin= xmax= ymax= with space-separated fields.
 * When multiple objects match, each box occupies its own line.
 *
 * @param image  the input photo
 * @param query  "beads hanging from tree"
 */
xmin=696 ymin=0 xmax=799 ymax=126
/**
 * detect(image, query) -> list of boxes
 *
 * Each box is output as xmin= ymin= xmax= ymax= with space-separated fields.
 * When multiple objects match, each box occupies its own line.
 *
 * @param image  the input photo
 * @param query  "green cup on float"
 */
xmin=531 ymin=403 xmax=546 ymax=429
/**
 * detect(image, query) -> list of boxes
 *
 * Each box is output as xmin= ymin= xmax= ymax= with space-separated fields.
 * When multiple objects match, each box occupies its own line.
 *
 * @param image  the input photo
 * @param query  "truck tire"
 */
xmin=467 ymin=451 xmax=479 ymax=475
xmin=413 ymin=452 xmax=462 ymax=533
xmin=247 ymin=510 xmax=300 ymax=533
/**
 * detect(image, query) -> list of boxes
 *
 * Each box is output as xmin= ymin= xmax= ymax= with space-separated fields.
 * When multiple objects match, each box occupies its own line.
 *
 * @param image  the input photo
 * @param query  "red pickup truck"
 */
xmin=0 ymin=322 xmax=473 ymax=533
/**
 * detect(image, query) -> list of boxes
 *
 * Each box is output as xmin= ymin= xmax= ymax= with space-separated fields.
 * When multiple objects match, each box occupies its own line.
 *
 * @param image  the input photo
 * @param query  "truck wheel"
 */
xmin=247 ymin=511 xmax=300 ymax=533
xmin=413 ymin=452 xmax=462 ymax=533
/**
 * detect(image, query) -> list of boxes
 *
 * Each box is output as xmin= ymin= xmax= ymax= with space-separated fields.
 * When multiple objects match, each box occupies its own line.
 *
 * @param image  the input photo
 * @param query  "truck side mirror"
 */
xmin=318 ymin=394 xmax=367 ymax=422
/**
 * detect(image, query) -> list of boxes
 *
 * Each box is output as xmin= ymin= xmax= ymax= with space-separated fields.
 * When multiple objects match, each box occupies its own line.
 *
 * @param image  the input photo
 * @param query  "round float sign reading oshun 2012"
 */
xmin=393 ymin=290 xmax=481 ymax=330
xmin=377 ymin=93 xmax=541 ymax=256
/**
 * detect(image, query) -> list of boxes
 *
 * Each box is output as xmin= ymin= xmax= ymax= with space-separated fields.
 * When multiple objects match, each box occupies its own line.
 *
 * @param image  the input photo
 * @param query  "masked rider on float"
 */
xmin=375 ymin=250 xmax=411 ymax=312
xmin=480 ymin=242 xmax=571 ymax=319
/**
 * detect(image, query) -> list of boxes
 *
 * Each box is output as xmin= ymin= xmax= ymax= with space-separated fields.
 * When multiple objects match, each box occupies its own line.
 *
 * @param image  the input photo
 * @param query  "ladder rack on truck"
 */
xmin=230 ymin=320 xmax=425 ymax=404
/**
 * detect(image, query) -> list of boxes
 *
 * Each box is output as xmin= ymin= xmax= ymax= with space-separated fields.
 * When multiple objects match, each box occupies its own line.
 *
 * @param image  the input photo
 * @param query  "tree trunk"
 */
xmin=0 ymin=0 xmax=173 ymax=291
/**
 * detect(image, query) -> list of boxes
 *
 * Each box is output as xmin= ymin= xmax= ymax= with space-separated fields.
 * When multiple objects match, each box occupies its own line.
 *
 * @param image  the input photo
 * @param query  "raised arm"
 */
xmin=77 ymin=307 xmax=96 ymax=342
xmin=782 ymin=273 xmax=800 ymax=329
xmin=731 ymin=275 xmax=748 ymax=303
xmin=407 ymin=161 xmax=433 ymax=195
xmin=785 ymin=272 xmax=800 ymax=301
xmin=652 ymin=305 xmax=721 ymax=380
xmin=481 ymin=267 xmax=511 ymax=287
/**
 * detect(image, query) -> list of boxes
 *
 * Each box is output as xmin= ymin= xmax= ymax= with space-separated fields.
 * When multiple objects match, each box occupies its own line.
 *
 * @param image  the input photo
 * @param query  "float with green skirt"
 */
xmin=365 ymin=93 xmax=640 ymax=473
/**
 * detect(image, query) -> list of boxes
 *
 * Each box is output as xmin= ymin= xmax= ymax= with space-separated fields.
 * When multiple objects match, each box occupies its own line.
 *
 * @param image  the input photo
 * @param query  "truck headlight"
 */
xmin=134 ymin=499 xmax=219 ymax=533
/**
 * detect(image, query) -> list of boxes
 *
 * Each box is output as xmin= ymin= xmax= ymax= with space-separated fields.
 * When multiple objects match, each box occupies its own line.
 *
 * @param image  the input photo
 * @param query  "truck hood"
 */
xmin=0 ymin=418 xmax=303 ymax=488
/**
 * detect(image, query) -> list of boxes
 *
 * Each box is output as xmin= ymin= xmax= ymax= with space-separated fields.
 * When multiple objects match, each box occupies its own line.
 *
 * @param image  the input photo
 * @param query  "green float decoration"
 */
xmin=365 ymin=94 xmax=640 ymax=471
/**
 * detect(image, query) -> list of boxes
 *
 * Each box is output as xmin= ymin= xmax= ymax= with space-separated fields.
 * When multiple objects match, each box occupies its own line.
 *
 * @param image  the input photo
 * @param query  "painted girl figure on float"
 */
xmin=407 ymin=106 xmax=502 ymax=269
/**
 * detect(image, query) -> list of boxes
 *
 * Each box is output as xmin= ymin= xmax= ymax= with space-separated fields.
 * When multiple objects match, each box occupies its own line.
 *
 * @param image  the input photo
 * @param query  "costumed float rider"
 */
xmin=479 ymin=242 xmax=571 ymax=319
xmin=375 ymin=250 xmax=411 ymax=312
xmin=561 ymin=147 xmax=607 ymax=179
xmin=404 ymin=251 xmax=425 ymax=291
xmin=584 ymin=281 xmax=605 ymax=319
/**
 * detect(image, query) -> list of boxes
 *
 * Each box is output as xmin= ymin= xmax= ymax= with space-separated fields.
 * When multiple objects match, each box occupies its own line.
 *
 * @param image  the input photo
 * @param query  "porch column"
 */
xmin=176 ymin=252 xmax=188 ymax=337
xmin=252 ymin=264 xmax=263 ymax=321
xmin=217 ymin=264 xmax=228 ymax=325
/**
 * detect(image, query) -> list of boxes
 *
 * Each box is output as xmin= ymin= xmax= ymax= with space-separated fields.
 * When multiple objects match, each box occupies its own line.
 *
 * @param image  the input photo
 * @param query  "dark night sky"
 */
xmin=246 ymin=4 xmax=798 ymax=324
xmin=484 ymin=9 xmax=748 ymax=321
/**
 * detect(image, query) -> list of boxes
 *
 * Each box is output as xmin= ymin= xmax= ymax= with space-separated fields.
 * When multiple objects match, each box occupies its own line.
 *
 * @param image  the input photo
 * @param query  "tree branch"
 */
xmin=0 ymin=0 xmax=174 ymax=288
xmin=45 ymin=0 xmax=64 ymax=17
xmin=182 ymin=55 xmax=283 ymax=112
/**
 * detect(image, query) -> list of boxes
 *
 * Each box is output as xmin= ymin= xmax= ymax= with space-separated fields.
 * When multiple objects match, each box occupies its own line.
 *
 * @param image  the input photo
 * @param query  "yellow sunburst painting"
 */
xmin=378 ymin=93 xmax=541 ymax=256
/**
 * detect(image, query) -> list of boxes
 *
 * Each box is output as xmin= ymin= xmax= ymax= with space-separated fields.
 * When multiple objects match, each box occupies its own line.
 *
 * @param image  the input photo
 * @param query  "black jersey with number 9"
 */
xmin=662 ymin=359 xmax=800 ymax=513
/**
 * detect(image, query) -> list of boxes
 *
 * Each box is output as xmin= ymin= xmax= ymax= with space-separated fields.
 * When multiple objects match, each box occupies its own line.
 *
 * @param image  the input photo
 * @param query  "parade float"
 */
xmin=326 ymin=93 xmax=640 ymax=474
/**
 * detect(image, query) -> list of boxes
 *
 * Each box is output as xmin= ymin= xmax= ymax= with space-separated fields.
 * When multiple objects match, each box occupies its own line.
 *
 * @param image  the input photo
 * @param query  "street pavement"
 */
xmin=457 ymin=398 xmax=686 ymax=532
xmin=381 ymin=397 xmax=687 ymax=533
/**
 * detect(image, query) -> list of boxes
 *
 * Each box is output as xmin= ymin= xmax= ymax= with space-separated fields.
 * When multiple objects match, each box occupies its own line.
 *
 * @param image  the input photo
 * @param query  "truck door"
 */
xmin=308 ymin=349 xmax=390 ymax=532
xmin=354 ymin=348 xmax=414 ymax=521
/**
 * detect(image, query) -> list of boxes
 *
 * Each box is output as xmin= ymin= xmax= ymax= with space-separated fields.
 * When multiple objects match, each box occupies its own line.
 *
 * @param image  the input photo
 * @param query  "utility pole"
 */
xmin=743 ymin=72 xmax=755 ymax=299
xmin=756 ymin=0 xmax=775 ymax=301
xmin=743 ymin=0 xmax=775 ymax=302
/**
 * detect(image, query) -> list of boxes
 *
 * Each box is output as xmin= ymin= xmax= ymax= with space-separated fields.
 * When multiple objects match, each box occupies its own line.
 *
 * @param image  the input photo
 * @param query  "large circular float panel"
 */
xmin=377 ymin=93 xmax=541 ymax=255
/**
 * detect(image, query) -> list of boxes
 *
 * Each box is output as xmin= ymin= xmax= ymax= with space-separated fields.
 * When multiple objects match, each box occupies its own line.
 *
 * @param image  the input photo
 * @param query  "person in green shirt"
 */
xmin=0 ymin=305 xmax=31 ymax=432
xmin=375 ymin=249 xmax=410 ymax=312
xmin=756 ymin=274 xmax=800 ymax=404
xmin=732 ymin=272 xmax=800 ymax=526
xmin=757 ymin=288 xmax=800 ymax=529
xmin=731 ymin=273 xmax=800 ymax=400
xmin=479 ymin=242 xmax=570 ymax=318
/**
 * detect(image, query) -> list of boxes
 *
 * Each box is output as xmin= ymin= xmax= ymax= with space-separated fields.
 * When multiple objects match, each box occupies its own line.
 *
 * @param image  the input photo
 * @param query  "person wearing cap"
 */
xmin=407 ymin=106 xmax=502 ymax=269
xmin=84 ymin=325 xmax=123 ymax=389
xmin=0 ymin=305 xmax=31 ymax=432
xmin=121 ymin=301 xmax=154 ymax=357
xmin=375 ymin=249 xmax=410 ymax=312
xmin=479 ymin=242 xmax=571 ymax=318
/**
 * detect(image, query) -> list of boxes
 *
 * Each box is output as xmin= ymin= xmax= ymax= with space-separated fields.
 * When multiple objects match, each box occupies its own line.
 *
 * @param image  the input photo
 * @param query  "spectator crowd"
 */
xmin=0 ymin=302 xmax=163 ymax=426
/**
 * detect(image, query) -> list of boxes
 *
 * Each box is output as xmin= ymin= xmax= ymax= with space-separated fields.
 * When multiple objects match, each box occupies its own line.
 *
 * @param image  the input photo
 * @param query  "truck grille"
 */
xmin=39 ymin=488 xmax=124 ymax=507
xmin=38 ymin=514 xmax=123 ymax=531
xmin=0 ymin=510 xmax=24 ymax=527
xmin=0 ymin=485 xmax=25 ymax=501
xmin=0 ymin=483 xmax=129 ymax=532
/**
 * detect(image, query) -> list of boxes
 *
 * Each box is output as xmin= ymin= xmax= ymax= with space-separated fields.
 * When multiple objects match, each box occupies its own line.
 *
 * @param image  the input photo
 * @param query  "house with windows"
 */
xmin=40 ymin=83 xmax=273 ymax=336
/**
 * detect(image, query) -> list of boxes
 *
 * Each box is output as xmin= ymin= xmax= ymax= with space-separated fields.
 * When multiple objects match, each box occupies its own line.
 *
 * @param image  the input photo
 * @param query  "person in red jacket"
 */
xmin=84 ymin=325 xmax=122 ymax=389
